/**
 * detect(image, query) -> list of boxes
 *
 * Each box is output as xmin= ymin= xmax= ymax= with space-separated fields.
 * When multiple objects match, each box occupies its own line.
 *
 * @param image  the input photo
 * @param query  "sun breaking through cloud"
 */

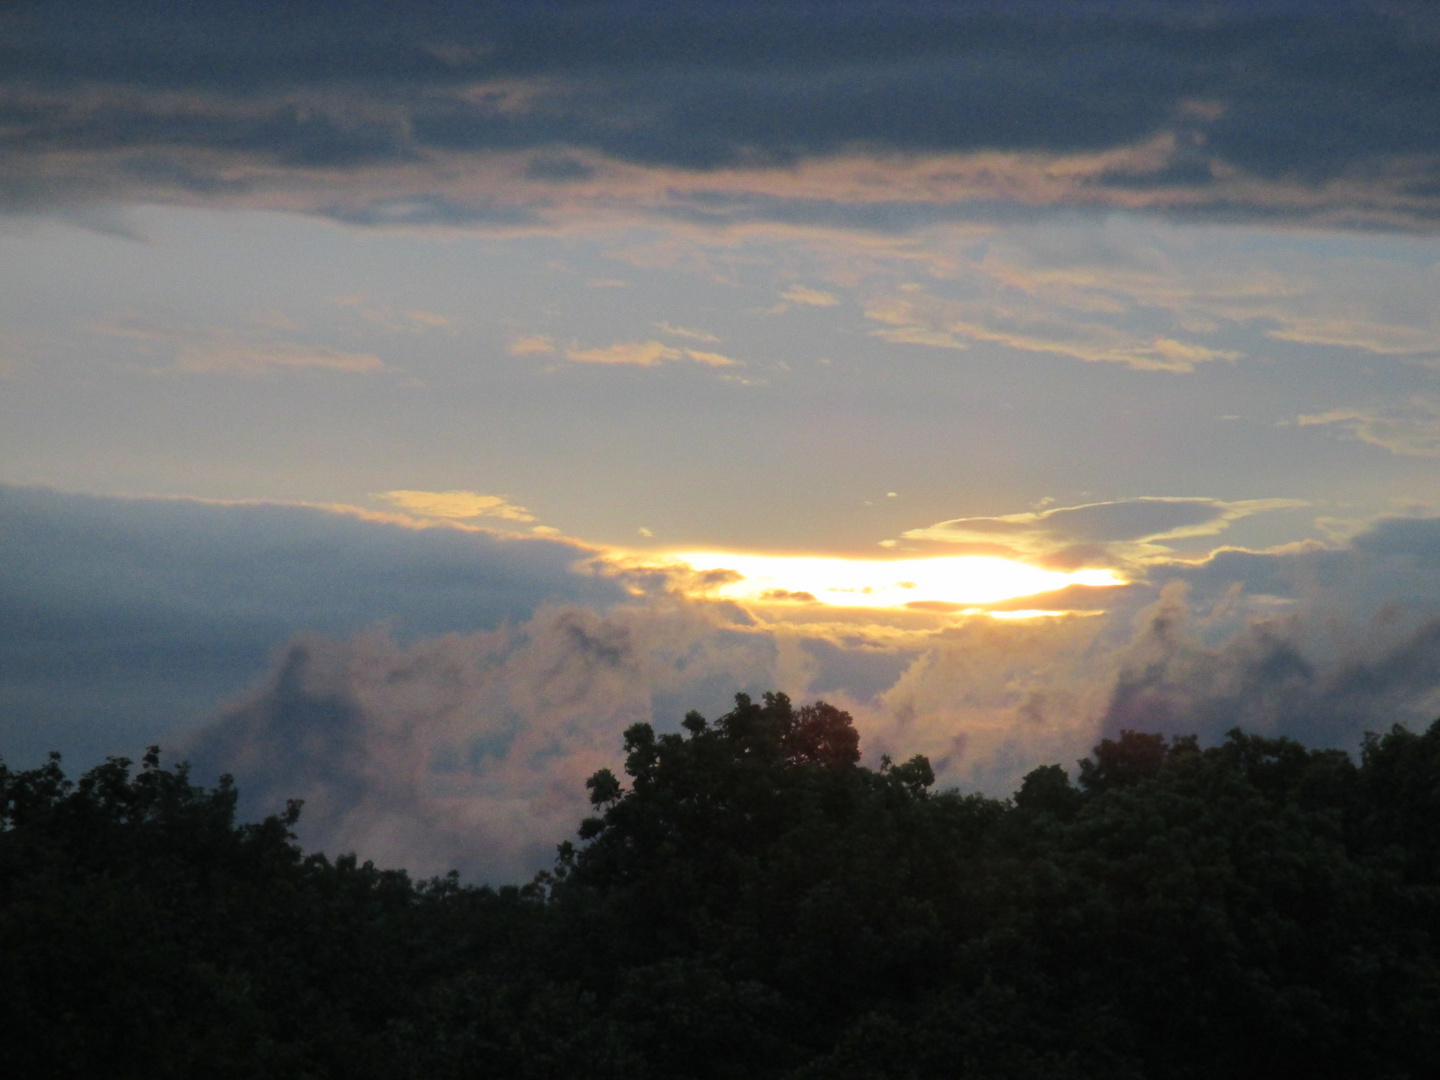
xmin=670 ymin=551 xmax=1122 ymax=610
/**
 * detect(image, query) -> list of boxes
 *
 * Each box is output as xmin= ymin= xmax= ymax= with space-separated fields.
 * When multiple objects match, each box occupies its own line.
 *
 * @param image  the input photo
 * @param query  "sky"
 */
xmin=6 ymin=0 xmax=1440 ymax=880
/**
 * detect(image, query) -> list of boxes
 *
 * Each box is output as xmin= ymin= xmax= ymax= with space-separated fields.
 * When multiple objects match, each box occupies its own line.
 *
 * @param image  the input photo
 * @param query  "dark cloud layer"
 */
xmin=3 ymin=1 xmax=1438 ymax=226
xmin=0 ymin=484 xmax=625 ymax=767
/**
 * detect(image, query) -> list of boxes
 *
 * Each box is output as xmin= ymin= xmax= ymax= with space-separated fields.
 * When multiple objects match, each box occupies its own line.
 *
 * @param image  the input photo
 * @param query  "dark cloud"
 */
xmin=1099 ymin=584 xmax=1440 ymax=750
xmin=319 ymin=195 xmax=542 ymax=229
xmin=1090 ymin=516 xmax=1440 ymax=748
xmin=2 ymin=2 xmax=1437 ymax=226
xmin=0 ymin=484 xmax=626 ymax=767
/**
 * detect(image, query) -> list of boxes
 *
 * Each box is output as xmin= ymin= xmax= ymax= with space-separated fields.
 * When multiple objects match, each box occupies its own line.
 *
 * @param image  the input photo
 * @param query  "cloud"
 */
xmin=176 ymin=342 xmax=384 ymax=374
xmin=1096 ymin=582 xmax=1440 ymax=750
xmin=1296 ymin=397 xmax=1440 ymax=457
xmin=508 ymin=334 xmax=556 ymax=355
xmin=876 ymin=217 xmax=1440 ymax=373
xmin=566 ymin=340 xmax=683 ymax=366
xmin=379 ymin=489 xmax=535 ymax=523
xmin=680 ymin=349 xmax=739 ymax=368
xmin=564 ymin=340 xmax=738 ymax=367
xmin=865 ymin=290 xmax=1241 ymax=372
xmin=15 ymin=481 xmax=1440 ymax=881
xmin=781 ymin=285 xmax=840 ymax=307
xmin=3 ymin=4 xmax=1439 ymax=231
xmin=185 ymin=510 xmax=1440 ymax=879
xmin=328 ymin=296 xmax=454 ymax=334
xmin=898 ymin=497 xmax=1308 ymax=569
xmin=89 ymin=314 xmax=386 ymax=374
xmin=184 ymin=600 xmax=788 ymax=882
xmin=0 ymin=484 xmax=626 ymax=768
xmin=655 ymin=322 xmax=720 ymax=342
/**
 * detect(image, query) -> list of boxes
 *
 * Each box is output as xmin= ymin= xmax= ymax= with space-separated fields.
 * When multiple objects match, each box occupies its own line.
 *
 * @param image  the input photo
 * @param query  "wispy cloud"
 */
xmin=564 ymin=340 xmax=738 ymax=367
xmin=379 ymin=489 xmax=536 ymax=523
xmin=1297 ymin=397 xmax=1440 ymax=457
xmin=781 ymin=284 xmax=840 ymax=307
xmin=90 ymin=314 xmax=385 ymax=375
xmin=865 ymin=290 xmax=1240 ymax=372
xmin=508 ymin=334 xmax=556 ymax=355
xmin=897 ymin=497 xmax=1308 ymax=569
xmin=328 ymin=295 xmax=453 ymax=333
xmin=655 ymin=322 xmax=720 ymax=343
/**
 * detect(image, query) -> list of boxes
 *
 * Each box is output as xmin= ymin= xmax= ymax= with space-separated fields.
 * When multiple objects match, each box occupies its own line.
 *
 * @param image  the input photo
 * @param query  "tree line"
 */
xmin=4 ymin=692 xmax=1440 ymax=1078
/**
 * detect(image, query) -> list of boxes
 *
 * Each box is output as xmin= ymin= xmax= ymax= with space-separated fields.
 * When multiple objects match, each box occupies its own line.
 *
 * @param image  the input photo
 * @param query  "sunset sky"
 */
xmin=7 ymin=1 xmax=1440 ymax=879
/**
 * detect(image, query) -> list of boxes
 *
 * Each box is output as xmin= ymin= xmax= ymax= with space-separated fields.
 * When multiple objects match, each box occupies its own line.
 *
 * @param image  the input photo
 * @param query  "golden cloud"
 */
xmin=896 ymin=497 xmax=1309 ymax=569
xmin=379 ymin=489 xmax=536 ymax=522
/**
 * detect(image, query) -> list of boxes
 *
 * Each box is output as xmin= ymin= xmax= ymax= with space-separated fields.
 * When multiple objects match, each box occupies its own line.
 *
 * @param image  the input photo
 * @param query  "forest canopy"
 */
xmin=4 ymin=692 xmax=1440 ymax=1079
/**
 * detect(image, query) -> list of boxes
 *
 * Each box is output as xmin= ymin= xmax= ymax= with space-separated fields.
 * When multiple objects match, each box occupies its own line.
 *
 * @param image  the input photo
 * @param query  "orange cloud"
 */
xmin=565 ymin=340 xmax=739 ymax=367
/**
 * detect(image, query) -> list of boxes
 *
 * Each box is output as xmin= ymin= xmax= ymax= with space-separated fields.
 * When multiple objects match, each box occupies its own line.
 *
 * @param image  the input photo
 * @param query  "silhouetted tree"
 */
xmin=6 ymin=702 xmax=1440 ymax=1078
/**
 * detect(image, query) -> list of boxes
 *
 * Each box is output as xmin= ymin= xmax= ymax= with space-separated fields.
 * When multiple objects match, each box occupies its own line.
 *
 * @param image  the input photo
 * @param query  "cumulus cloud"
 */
xmin=182 ymin=511 xmax=1440 ymax=880
xmin=184 ymin=600 xmax=789 ymax=882
xmin=379 ymin=489 xmax=535 ymax=523
xmin=3 ymin=4 xmax=1439 ymax=231
xmin=0 ymin=484 xmax=626 ymax=768
xmin=1080 ymin=576 xmax=1440 ymax=752
xmin=16 ymin=482 xmax=1440 ymax=883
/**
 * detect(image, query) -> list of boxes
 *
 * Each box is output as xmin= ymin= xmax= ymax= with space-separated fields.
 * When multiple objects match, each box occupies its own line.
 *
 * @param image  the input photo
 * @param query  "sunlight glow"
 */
xmin=671 ymin=552 xmax=1123 ymax=609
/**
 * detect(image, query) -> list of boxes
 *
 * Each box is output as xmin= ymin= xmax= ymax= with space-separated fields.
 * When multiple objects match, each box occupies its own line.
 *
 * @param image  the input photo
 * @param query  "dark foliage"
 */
xmin=5 ymin=693 xmax=1440 ymax=1078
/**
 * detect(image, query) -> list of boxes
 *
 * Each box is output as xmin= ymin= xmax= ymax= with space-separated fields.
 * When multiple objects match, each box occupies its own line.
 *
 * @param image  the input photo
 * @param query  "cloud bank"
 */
xmin=4 ymin=2 xmax=1439 ymax=231
xmin=12 ymin=483 xmax=1440 ymax=882
xmin=0 ymin=484 xmax=625 ymax=767
xmin=189 ymin=520 xmax=1440 ymax=881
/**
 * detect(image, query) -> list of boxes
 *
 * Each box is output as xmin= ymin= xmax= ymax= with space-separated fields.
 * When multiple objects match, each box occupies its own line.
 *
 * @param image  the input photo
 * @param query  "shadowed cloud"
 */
xmin=2 ymin=2 xmax=1439 ymax=231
